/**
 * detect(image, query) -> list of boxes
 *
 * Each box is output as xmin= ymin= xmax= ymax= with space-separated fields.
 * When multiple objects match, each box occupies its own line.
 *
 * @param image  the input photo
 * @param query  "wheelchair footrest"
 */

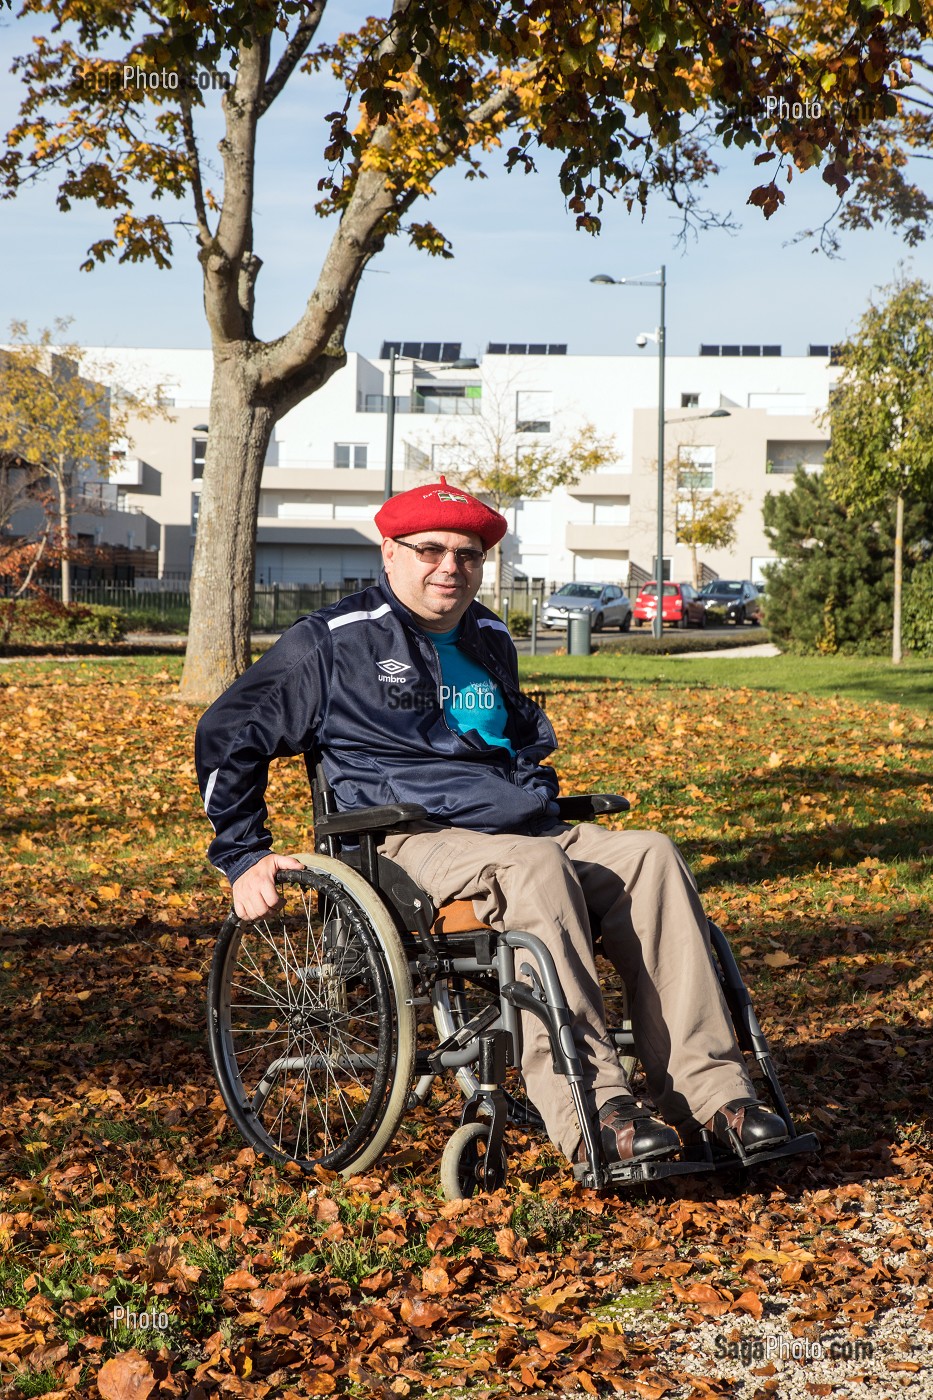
xmin=573 ymin=1131 xmax=820 ymax=1189
xmin=700 ymin=1130 xmax=821 ymax=1169
xmin=573 ymin=1156 xmax=718 ymax=1188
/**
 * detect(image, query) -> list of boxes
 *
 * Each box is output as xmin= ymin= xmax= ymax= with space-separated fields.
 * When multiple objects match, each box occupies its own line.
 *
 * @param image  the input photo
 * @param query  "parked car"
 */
xmin=543 ymin=582 xmax=633 ymax=632
xmin=697 ymin=579 xmax=762 ymax=625
xmin=632 ymin=581 xmax=705 ymax=629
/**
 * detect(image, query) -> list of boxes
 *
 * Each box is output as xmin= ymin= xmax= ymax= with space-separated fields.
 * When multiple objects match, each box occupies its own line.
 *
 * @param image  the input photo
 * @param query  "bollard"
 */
xmin=502 ymin=598 xmax=510 ymax=631
xmin=530 ymin=598 xmax=538 ymax=656
xmin=567 ymin=609 xmax=592 ymax=656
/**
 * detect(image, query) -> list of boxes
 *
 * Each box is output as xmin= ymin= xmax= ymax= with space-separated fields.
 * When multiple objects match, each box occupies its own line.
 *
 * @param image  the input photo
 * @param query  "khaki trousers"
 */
xmin=379 ymin=822 xmax=753 ymax=1159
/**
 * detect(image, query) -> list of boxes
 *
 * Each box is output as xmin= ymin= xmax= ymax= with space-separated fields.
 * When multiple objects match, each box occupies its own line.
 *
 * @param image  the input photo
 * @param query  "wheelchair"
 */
xmin=206 ymin=761 xmax=818 ymax=1199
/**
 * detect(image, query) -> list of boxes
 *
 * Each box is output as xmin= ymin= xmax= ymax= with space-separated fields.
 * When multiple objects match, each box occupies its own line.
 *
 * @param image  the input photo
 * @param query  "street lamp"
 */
xmin=592 ymin=268 xmax=667 ymax=637
xmin=384 ymin=350 xmax=459 ymax=500
xmin=384 ymin=347 xmax=398 ymax=501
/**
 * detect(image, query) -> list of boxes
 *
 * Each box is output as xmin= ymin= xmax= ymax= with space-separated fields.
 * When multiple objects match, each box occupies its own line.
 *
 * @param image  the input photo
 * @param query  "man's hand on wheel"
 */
xmin=232 ymin=853 xmax=305 ymax=920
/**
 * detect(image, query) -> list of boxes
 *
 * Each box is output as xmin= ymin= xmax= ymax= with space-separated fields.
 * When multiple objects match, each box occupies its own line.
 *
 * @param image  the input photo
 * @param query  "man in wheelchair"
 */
xmin=196 ymin=477 xmax=790 ymax=1172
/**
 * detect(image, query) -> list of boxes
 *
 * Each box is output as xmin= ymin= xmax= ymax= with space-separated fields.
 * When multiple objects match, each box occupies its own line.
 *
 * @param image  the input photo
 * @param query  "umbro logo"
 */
xmin=376 ymin=658 xmax=411 ymax=683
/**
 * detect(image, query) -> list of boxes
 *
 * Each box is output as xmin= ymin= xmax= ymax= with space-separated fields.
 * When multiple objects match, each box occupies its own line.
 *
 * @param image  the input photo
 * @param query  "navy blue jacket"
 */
xmin=195 ymin=573 xmax=561 ymax=883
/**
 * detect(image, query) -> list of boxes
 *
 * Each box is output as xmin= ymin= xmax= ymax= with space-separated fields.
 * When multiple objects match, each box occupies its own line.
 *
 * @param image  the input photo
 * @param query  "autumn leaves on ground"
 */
xmin=1 ymin=656 xmax=931 ymax=1400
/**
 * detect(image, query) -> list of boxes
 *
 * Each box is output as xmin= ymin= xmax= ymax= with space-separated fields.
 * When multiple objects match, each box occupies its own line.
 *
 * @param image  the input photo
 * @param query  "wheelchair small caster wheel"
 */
xmin=440 ymin=1121 xmax=508 ymax=1201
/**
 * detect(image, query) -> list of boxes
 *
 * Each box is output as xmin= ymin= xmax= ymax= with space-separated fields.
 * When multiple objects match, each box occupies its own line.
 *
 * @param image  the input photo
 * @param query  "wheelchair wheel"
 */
xmin=433 ymin=974 xmax=545 ymax=1130
xmin=207 ymin=854 xmax=415 ymax=1176
xmin=440 ymin=1121 xmax=508 ymax=1201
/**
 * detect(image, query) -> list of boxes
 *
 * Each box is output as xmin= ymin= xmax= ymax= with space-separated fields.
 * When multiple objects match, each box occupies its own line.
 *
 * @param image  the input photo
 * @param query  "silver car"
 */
xmin=543 ymin=582 xmax=633 ymax=632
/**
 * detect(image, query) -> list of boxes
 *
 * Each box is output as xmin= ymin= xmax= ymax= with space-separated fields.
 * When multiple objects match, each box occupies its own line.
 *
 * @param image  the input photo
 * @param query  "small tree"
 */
xmin=822 ymin=276 xmax=933 ymax=664
xmin=762 ymin=466 xmax=933 ymax=654
xmin=673 ymin=447 xmax=744 ymax=588
xmin=0 ymin=322 xmax=161 ymax=603
xmin=433 ymin=381 xmax=615 ymax=609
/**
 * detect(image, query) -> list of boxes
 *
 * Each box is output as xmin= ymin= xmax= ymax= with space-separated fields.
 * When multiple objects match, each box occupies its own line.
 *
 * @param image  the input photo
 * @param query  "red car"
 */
xmin=632 ymin=581 xmax=706 ymax=629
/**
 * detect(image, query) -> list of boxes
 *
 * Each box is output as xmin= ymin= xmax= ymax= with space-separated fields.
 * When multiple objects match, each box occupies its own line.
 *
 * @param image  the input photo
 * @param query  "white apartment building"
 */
xmin=73 ymin=339 xmax=839 ymax=588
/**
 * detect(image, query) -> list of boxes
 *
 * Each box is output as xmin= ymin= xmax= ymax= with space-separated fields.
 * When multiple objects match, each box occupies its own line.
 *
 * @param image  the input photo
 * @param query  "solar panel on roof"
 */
xmin=441 ymin=342 xmax=461 ymax=361
xmin=508 ymin=344 xmax=527 ymax=354
xmin=380 ymin=341 xmax=402 ymax=358
xmin=528 ymin=343 xmax=547 ymax=355
xmin=548 ymin=344 xmax=567 ymax=355
xmin=487 ymin=343 xmax=507 ymax=354
xmin=402 ymin=341 xmax=420 ymax=357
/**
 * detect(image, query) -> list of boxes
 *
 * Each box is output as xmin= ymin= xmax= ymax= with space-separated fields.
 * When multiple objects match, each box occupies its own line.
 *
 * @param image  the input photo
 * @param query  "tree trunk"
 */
xmin=494 ymin=542 xmax=503 ymax=615
xmin=177 ymin=355 xmax=276 ymax=704
xmin=57 ymin=462 xmax=72 ymax=606
xmin=690 ymin=544 xmax=699 ymax=590
xmin=892 ymin=491 xmax=904 ymax=665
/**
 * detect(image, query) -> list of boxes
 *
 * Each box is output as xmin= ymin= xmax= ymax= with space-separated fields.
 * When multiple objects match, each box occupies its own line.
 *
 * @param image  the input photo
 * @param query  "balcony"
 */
xmin=260 ymin=467 xmax=385 ymax=491
xmin=565 ymin=523 xmax=630 ymax=552
xmin=567 ymin=472 xmax=632 ymax=498
xmin=360 ymin=393 xmax=482 ymax=415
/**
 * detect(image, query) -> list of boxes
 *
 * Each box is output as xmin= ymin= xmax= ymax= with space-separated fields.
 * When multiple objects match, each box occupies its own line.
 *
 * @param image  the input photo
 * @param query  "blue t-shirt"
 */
xmin=424 ymin=624 xmax=514 ymax=753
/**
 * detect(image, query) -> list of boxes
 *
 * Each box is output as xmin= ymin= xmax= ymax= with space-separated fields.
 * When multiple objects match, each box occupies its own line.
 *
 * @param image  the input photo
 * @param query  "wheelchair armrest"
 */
xmin=314 ymin=802 xmax=428 ymax=836
xmin=554 ymin=793 xmax=631 ymax=820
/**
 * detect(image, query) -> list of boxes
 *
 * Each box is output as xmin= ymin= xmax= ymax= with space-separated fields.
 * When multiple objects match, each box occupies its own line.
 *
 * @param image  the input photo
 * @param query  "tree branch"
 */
xmin=203 ymin=32 xmax=271 ymax=343
xmin=258 ymin=1 xmax=328 ymax=117
xmin=257 ymin=82 xmax=518 ymax=391
xmin=178 ymin=92 xmax=212 ymax=247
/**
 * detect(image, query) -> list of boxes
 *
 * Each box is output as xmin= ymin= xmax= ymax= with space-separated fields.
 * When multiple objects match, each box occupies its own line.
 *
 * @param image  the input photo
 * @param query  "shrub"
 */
xmin=507 ymin=611 xmax=531 ymax=637
xmin=595 ymin=629 xmax=772 ymax=656
xmin=0 ymin=598 xmax=129 ymax=644
xmin=762 ymin=468 xmax=933 ymax=655
xmin=903 ymin=558 xmax=933 ymax=655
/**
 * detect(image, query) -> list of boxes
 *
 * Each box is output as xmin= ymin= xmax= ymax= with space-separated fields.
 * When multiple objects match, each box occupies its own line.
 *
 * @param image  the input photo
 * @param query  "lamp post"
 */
xmin=592 ymin=273 xmax=734 ymax=634
xmin=592 ymin=268 xmax=667 ymax=637
xmin=384 ymin=348 xmax=397 ymax=501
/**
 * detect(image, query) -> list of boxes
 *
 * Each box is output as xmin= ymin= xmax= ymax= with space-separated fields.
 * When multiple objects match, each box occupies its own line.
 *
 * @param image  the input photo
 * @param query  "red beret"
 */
xmin=374 ymin=476 xmax=507 ymax=549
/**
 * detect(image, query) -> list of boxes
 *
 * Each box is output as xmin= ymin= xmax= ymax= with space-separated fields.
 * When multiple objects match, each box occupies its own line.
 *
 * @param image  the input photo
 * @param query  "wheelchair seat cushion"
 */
xmin=433 ymin=899 xmax=494 ymax=936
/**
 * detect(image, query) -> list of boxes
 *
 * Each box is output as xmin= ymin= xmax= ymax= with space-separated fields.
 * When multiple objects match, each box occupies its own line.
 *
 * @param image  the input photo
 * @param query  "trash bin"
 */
xmin=567 ymin=609 xmax=592 ymax=656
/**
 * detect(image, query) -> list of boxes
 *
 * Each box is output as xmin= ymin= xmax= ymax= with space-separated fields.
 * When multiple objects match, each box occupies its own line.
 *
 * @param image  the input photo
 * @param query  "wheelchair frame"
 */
xmin=207 ymin=764 xmax=818 ymax=1197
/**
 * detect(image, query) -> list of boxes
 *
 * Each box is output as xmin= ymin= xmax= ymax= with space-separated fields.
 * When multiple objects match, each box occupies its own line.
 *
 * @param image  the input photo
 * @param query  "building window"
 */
xmin=335 ymin=443 xmax=368 ymax=469
xmin=192 ymin=436 xmax=207 ymax=479
xmin=593 ymin=502 xmax=631 ymax=526
xmin=516 ymin=390 xmax=552 ymax=433
xmin=681 ymin=392 xmax=699 ymax=408
xmin=765 ymin=439 xmax=828 ymax=474
xmin=191 ymin=491 xmax=201 ymax=535
xmin=677 ymin=444 xmax=715 ymax=491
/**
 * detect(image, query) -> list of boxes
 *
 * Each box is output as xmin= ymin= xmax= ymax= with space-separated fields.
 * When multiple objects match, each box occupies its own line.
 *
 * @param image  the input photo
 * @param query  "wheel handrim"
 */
xmin=214 ymin=875 xmax=396 ymax=1169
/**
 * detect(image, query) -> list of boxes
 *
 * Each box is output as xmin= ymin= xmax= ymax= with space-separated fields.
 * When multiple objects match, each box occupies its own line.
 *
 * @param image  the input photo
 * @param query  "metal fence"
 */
xmin=14 ymin=576 xmax=647 ymax=631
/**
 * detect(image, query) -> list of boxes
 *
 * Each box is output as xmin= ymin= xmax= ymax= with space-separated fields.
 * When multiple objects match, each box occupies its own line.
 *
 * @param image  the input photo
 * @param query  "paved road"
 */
xmin=122 ymin=625 xmax=764 ymax=656
xmin=512 ymin=625 xmax=765 ymax=656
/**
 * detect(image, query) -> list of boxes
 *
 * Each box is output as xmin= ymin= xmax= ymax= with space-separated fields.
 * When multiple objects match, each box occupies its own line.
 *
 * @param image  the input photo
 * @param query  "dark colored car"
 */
xmin=543 ymin=582 xmax=633 ymax=632
xmin=632 ymin=581 xmax=706 ymax=629
xmin=697 ymin=579 xmax=762 ymax=625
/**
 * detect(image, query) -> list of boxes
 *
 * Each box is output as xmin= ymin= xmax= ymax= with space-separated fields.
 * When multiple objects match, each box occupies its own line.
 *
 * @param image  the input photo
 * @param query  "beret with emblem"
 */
xmin=374 ymin=476 xmax=507 ymax=549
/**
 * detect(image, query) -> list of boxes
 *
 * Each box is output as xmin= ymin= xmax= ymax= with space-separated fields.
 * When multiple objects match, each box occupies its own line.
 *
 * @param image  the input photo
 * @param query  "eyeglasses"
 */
xmin=394 ymin=539 xmax=487 ymax=568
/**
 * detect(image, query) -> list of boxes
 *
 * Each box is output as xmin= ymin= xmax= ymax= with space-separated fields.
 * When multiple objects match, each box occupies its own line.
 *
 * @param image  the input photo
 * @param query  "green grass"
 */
xmin=13 ymin=1369 xmax=62 ymax=1398
xmin=519 ymin=651 xmax=933 ymax=711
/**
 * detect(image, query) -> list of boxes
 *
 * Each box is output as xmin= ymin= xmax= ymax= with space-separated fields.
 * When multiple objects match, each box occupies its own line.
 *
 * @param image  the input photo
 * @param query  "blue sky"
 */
xmin=1 ymin=7 xmax=930 ymax=360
